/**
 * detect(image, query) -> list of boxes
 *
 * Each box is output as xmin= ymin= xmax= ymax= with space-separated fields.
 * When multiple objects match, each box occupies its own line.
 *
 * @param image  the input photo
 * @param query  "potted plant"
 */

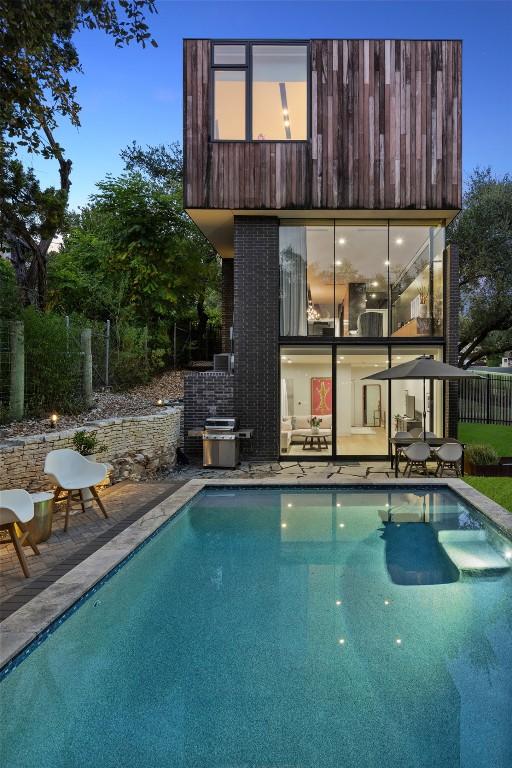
xmin=72 ymin=430 xmax=107 ymax=460
xmin=417 ymin=285 xmax=429 ymax=318
xmin=309 ymin=416 xmax=323 ymax=435
xmin=464 ymin=443 xmax=499 ymax=476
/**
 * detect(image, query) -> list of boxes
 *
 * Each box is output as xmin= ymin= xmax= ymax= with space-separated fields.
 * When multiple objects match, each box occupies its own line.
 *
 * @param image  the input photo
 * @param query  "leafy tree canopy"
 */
xmin=448 ymin=168 xmax=512 ymax=368
xmin=0 ymin=0 xmax=157 ymax=155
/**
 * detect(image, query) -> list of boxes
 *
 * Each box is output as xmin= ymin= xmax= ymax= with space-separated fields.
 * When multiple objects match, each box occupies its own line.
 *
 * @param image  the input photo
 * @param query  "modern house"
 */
xmin=183 ymin=39 xmax=462 ymax=461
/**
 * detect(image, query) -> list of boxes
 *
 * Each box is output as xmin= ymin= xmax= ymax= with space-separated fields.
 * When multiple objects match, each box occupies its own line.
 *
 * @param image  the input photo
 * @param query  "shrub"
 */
xmin=23 ymin=307 xmax=84 ymax=415
xmin=0 ymin=260 xmax=21 ymax=319
xmin=72 ymin=430 xmax=107 ymax=456
xmin=465 ymin=443 xmax=499 ymax=466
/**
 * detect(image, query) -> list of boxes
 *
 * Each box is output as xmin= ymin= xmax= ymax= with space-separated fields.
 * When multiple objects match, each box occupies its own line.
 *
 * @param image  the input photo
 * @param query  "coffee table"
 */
xmin=303 ymin=432 xmax=329 ymax=451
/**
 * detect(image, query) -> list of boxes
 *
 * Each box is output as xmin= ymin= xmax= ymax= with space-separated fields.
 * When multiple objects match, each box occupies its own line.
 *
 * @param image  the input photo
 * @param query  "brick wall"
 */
xmin=444 ymin=243 xmax=460 ymax=438
xmin=0 ymin=407 xmax=183 ymax=491
xmin=221 ymin=258 xmax=234 ymax=353
xmin=233 ymin=216 xmax=279 ymax=460
xmin=184 ymin=371 xmax=234 ymax=455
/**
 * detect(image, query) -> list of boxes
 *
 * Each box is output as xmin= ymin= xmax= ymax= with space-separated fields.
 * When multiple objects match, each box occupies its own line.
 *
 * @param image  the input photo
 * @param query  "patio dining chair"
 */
xmin=402 ymin=442 xmax=431 ymax=477
xmin=394 ymin=431 xmax=410 ymax=470
xmin=435 ymin=443 xmax=463 ymax=477
xmin=44 ymin=449 xmax=109 ymax=532
xmin=0 ymin=490 xmax=40 ymax=578
xmin=419 ymin=431 xmax=436 ymax=439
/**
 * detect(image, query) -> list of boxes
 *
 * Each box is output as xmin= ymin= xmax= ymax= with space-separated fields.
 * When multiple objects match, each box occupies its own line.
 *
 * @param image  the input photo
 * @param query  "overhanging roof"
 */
xmin=186 ymin=208 xmax=461 ymax=258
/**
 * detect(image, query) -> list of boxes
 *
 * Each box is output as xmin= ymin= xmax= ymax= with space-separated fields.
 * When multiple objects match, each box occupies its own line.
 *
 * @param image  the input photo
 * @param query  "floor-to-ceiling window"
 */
xmin=280 ymin=347 xmax=333 ymax=457
xmin=390 ymin=346 xmax=444 ymax=436
xmin=336 ymin=347 xmax=389 ymax=456
xmin=279 ymin=221 xmax=445 ymax=338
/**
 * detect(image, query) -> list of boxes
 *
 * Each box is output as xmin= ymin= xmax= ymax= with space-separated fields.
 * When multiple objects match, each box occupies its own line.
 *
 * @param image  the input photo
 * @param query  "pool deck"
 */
xmin=1 ymin=464 xmax=511 ymax=672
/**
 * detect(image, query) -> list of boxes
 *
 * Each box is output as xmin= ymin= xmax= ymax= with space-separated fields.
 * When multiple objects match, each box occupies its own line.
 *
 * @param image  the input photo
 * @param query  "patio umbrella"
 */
xmin=363 ymin=356 xmax=481 ymax=434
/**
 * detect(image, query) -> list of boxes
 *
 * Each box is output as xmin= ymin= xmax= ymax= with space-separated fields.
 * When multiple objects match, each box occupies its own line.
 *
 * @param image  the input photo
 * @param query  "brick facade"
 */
xmin=444 ymin=243 xmax=460 ymax=438
xmin=184 ymin=371 xmax=234 ymax=455
xmin=221 ymin=258 xmax=234 ymax=354
xmin=233 ymin=216 xmax=280 ymax=460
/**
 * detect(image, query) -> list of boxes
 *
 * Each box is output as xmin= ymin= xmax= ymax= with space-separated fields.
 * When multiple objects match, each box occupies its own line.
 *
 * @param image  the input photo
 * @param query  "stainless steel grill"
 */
xmin=202 ymin=417 xmax=240 ymax=468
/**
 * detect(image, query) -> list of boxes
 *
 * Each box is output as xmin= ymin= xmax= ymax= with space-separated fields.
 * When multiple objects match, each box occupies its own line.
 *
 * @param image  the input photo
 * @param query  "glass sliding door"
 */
xmin=336 ymin=347 xmax=389 ymax=456
xmin=390 ymin=346 xmax=444 ymax=436
xmin=280 ymin=347 xmax=333 ymax=457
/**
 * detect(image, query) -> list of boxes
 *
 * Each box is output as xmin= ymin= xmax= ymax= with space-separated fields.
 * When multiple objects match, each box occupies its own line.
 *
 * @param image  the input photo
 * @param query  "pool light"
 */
xmin=281 ymin=523 xmax=287 ymax=529
xmin=339 ymin=523 xmax=345 ymax=528
xmin=384 ymin=600 xmax=390 ymax=606
xmin=335 ymin=600 xmax=342 ymax=606
xmin=395 ymin=638 xmax=402 ymax=645
xmin=338 ymin=638 xmax=345 ymax=645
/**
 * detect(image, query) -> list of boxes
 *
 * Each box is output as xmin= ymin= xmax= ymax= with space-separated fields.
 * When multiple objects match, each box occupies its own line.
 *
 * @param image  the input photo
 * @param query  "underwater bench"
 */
xmin=437 ymin=529 xmax=510 ymax=574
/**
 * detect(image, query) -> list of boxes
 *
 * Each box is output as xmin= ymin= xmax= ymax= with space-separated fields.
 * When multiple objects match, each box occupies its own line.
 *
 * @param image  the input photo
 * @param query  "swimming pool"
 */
xmin=2 ymin=486 xmax=512 ymax=767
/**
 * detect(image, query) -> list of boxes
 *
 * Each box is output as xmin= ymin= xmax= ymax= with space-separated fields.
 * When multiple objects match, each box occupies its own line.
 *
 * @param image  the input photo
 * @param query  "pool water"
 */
xmin=2 ymin=487 xmax=512 ymax=768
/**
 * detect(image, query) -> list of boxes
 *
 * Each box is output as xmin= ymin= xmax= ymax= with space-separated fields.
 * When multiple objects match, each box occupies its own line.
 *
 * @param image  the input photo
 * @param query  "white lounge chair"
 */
xmin=403 ymin=441 xmax=431 ymax=477
xmin=44 ymin=449 xmax=108 ymax=531
xmin=0 ymin=490 xmax=40 ymax=577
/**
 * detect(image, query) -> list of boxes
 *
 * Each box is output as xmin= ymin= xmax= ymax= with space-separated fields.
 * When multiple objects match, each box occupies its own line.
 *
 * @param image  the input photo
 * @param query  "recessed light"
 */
xmin=505 ymin=550 xmax=512 ymax=560
xmin=339 ymin=523 xmax=345 ymax=528
xmin=281 ymin=522 xmax=287 ymax=529
xmin=335 ymin=260 xmax=342 ymax=266
xmin=336 ymin=502 xmax=341 ymax=507
xmin=384 ymin=599 xmax=390 ymax=606
xmin=372 ymin=281 xmax=379 ymax=287
xmin=338 ymin=638 xmax=345 ymax=645
xmin=371 ymin=293 xmax=376 ymax=298
xmin=287 ymin=503 xmax=293 ymax=508
xmin=395 ymin=238 xmax=404 ymax=245
xmin=384 ymin=260 xmax=390 ymax=266
xmin=287 ymin=360 xmax=292 ymax=364
xmin=395 ymin=638 xmax=402 ymax=645
xmin=338 ymin=238 xmax=346 ymax=245
xmin=335 ymin=600 xmax=342 ymax=606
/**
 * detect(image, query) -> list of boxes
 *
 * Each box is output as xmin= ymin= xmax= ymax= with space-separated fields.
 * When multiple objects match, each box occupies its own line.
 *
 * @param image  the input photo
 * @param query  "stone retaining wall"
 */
xmin=0 ymin=406 xmax=183 ymax=492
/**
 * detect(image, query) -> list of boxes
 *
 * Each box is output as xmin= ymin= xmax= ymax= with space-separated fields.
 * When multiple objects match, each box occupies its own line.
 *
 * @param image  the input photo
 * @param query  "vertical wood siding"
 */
xmin=184 ymin=39 xmax=462 ymax=211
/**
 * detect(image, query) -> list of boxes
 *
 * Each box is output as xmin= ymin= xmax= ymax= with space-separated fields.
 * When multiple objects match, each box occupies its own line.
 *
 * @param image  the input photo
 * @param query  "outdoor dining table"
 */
xmin=389 ymin=436 xmax=465 ymax=478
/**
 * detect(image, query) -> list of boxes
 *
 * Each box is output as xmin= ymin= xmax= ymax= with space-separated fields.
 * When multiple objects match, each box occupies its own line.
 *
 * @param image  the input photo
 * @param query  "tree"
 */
xmin=0 ymin=0 xmax=157 ymax=307
xmin=49 ymin=143 xmax=220 ymax=358
xmin=447 ymin=169 xmax=512 ymax=367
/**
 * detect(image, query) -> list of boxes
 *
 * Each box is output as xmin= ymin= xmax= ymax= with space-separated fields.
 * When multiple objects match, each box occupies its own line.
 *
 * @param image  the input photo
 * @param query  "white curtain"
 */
xmin=280 ymin=227 xmax=307 ymax=336
xmin=280 ymin=378 xmax=289 ymax=419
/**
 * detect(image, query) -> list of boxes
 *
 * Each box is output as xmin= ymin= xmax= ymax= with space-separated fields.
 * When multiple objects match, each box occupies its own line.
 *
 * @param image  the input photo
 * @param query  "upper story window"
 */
xmin=211 ymin=42 xmax=308 ymax=141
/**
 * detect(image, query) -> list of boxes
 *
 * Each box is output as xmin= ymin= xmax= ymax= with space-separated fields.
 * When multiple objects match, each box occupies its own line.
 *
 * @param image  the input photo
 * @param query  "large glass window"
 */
xmin=211 ymin=42 xmax=308 ymax=141
xmin=336 ymin=347 xmax=389 ymax=456
xmin=280 ymin=347 xmax=333 ymax=457
xmin=335 ymin=223 xmax=388 ymax=338
xmin=279 ymin=222 xmax=445 ymax=338
xmin=389 ymin=224 xmax=445 ymax=337
xmin=390 ymin=346 xmax=443 ymax=436
xmin=252 ymin=45 xmax=308 ymax=140
xmin=280 ymin=225 xmax=334 ymax=337
xmin=213 ymin=70 xmax=246 ymax=140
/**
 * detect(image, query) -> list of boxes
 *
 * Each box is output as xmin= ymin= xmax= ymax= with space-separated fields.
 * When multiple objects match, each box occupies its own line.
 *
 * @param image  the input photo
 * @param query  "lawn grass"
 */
xmin=458 ymin=422 xmax=512 ymax=457
xmin=463 ymin=476 xmax=512 ymax=514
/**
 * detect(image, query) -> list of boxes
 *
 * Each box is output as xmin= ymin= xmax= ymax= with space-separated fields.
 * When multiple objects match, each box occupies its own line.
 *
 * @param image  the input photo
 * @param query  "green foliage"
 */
xmin=72 ymin=430 xmax=106 ymax=456
xmin=464 ymin=443 xmax=499 ymax=466
xmin=0 ymin=259 xmax=21 ymax=318
xmin=448 ymin=169 xmax=512 ymax=367
xmin=22 ymin=307 xmax=84 ymax=415
xmin=464 ymin=477 xmax=512 ymax=514
xmin=110 ymin=322 xmax=151 ymax=388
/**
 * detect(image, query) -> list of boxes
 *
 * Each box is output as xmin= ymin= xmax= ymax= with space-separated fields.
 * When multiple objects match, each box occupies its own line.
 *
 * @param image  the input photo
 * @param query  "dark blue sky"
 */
xmin=30 ymin=0 xmax=511 ymax=209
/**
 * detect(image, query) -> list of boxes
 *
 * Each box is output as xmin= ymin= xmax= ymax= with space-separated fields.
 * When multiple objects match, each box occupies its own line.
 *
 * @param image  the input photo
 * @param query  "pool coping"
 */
xmin=1 ymin=476 xmax=511 ymax=672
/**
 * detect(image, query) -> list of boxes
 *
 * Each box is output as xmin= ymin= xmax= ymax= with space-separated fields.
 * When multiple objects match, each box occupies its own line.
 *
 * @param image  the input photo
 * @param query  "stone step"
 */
xmin=438 ymin=530 xmax=510 ymax=573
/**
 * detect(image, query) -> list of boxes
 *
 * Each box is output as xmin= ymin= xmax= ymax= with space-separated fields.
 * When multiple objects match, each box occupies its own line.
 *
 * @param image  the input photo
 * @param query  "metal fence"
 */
xmin=459 ymin=373 xmax=512 ymax=425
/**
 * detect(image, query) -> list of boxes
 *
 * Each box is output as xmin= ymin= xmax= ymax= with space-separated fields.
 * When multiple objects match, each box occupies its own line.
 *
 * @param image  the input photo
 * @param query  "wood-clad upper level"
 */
xmin=184 ymin=39 xmax=462 ymax=214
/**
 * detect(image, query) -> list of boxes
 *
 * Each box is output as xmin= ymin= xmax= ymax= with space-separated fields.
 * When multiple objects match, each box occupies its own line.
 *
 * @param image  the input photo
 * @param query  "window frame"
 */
xmin=210 ymin=40 xmax=311 ymax=143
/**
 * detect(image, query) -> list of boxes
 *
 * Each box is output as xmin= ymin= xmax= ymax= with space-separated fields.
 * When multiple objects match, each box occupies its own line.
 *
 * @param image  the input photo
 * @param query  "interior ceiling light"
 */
xmin=395 ymin=237 xmax=404 ymax=245
xmin=372 ymin=281 xmax=379 ymax=287
xmin=335 ymin=260 xmax=342 ymax=266
xmin=338 ymin=238 xmax=346 ymax=245
xmin=384 ymin=260 xmax=390 ymax=266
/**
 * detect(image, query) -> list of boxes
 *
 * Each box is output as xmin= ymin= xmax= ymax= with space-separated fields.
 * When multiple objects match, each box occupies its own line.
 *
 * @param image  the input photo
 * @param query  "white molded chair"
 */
xmin=0 ymin=490 xmax=39 ymax=577
xmin=44 ymin=449 xmax=108 ymax=531
xmin=435 ymin=443 xmax=463 ymax=477
xmin=403 ymin=442 xmax=431 ymax=477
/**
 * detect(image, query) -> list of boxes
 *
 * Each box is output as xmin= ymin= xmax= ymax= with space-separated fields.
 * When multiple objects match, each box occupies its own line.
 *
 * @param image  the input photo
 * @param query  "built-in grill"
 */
xmin=202 ymin=417 xmax=240 ymax=468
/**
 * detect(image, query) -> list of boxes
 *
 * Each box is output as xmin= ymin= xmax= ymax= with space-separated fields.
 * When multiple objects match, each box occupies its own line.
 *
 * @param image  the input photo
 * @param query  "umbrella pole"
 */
xmin=423 ymin=378 xmax=427 ymax=435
